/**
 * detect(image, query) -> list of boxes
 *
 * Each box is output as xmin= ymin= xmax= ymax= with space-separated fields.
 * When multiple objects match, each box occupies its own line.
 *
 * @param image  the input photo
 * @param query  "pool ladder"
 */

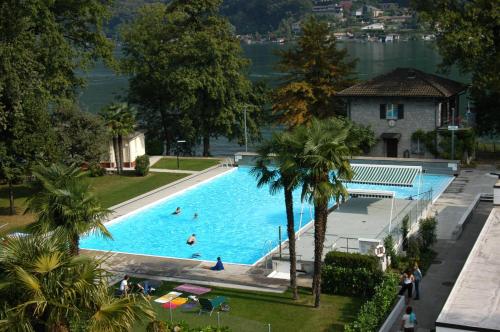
xmin=262 ymin=240 xmax=275 ymax=269
xmin=221 ymin=158 xmax=233 ymax=168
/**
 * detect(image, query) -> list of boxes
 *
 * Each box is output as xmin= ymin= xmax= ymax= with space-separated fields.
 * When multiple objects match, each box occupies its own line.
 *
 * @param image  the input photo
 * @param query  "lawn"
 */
xmin=87 ymin=171 xmax=187 ymax=208
xmin=0 ymin=172 xmax=187 ymax=232
xmin=133 ymin=281 xmax=362 ymax=332
xmin=152 ymin=157 xmax=221 ymax=171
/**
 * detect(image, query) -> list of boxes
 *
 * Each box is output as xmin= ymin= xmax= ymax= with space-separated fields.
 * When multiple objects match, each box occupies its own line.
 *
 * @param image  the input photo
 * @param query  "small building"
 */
xmin=361 ymin=23 xmax=385 ymax=30
xmin=364 ymin=5 xmax=384 ymax=17
xmin=338 ymin=68 xmax=467 ymax=158
xmin=102 ymin=131 xmax=146 ymax=168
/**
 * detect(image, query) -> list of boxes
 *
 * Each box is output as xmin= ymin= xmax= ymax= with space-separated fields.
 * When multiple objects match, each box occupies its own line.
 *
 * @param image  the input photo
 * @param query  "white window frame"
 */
xmin=386 ymin=104 xmax=398 ymax=120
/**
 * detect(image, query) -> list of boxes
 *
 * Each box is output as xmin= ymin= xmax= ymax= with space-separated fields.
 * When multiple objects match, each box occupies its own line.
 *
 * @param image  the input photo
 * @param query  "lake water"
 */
xmin=78 ymin=41 xmax=468 ymax=155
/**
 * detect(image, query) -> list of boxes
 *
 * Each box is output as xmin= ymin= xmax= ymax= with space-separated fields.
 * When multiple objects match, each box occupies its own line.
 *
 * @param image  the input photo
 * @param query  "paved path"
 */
xmin=433 ymin=165 xmax=495 ymax=240
xmin=149 ymin=168 xmax=196 ymax=174
xmin=390 ymin=202 xmax=492 ymax=332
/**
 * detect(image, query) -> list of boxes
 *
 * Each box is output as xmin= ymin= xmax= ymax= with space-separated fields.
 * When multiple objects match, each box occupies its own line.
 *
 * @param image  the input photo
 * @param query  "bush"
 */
xmin=146 ymin=321 xmax=230 ymax=332
xmin=384 ymin=235 xmax=399 ymax=268
xmin=419 ymin=216 xmax=437 ymax=250
xmin=344 ymin=273 xmax=399 ymax=332
xmin=406 ymin=236 xmax=421 ymax=262
xmin=135 ymin=155 xmax=150 ymax=176
xmin=322 ymin=266 xmax=384 ymax=297
xmin=88 ymin=162 xmax=105 ymax=177
xmin=401 ymin=215 xmax=409 ymax=251
xmin=324 ymin=251 xmax=379 ymax=271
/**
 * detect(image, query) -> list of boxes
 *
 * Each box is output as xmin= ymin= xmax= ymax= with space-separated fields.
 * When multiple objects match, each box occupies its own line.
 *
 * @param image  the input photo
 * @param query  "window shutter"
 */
xmin=397 ymin=104 xmax=404 ymax=119
xmin=380 ymin=104 xmax=386 ymax=119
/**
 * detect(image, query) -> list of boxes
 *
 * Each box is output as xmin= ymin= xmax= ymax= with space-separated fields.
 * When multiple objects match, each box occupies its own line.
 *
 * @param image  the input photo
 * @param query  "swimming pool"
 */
xmin=81 ymin=167 xmax=453 ymax=265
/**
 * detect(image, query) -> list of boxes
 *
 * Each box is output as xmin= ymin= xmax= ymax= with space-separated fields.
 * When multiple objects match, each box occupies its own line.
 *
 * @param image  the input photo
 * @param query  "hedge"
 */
xmin=322 ymin=266 xmax=384 ymax=297
xmin=146 ymin=320 xmax=230 ymax=332
xmin=344 ymin=273 xmax=400 ymax=332
xmin=135 ymin=154 xmax=150 ymax=176
xmin=324 ymin=251 xmax=379 ymax=271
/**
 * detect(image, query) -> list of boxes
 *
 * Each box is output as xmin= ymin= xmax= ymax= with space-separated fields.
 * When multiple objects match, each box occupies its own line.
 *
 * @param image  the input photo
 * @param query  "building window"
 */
xmin=380 ymin=104 xmax=404 ymax=120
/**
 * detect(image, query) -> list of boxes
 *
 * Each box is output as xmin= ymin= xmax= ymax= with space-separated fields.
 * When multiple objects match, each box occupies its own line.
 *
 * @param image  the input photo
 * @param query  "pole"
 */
xmin=278 ymin=226 xmax=282 ymax=259
xmin=451 ymin=107 xmax=455 ymax=160
xmin=244 ymin=107 xmax=248 ymax=152
xmin=169 ymin=306 xmax=173 ymax=323
xmin=268 ymin=323 xmax=271 ymax=332
xmin=389 ymin=193 xmax=395 ymax=234
xmin=217 ymin=312 xmax=220 ymax=328
xmin=177 ymin=150 xmax=180 ymax=169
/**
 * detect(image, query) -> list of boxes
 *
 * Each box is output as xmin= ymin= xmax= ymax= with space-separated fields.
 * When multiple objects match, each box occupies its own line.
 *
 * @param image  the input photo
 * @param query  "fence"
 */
xmin=376 ymin=189 xmax=433 ymax=247
xmin=476 ymin=138 xmax=500 ymax=160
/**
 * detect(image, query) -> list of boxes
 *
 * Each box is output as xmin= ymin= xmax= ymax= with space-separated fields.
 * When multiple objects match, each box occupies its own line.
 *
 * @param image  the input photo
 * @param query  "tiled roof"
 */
xmin=337 ymin=68 xmax=467 ymax=98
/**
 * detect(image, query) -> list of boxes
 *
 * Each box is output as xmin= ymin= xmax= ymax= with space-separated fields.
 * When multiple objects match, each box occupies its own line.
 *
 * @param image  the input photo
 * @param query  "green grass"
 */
xmin=132 ymin=281 xmax=362 ymax=332
xmin=0 ymin=172 xmax=187 ymax=232
xmin=87 ymin=172 xmax=187 ymax=208
xmin=152 ymin=157 xmax=220 ymax=171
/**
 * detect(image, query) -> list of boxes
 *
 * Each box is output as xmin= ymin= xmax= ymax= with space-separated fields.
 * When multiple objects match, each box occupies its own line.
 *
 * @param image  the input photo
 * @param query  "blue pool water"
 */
xmin=81 ymin=167 xmax=452 ymax=264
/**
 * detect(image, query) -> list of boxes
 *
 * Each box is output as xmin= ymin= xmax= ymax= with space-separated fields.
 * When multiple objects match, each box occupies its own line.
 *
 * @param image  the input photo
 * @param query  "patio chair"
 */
xmin=198 ymin=296 xmax=226 ymax=316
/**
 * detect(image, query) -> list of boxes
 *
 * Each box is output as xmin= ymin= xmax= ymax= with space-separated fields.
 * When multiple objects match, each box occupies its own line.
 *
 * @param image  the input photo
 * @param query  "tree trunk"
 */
xmin=203 ymin=134 xmax=210 ymax=157
xmin=112 ymin=136 xmax=120 ymax=174
xmin=118 ymin=134 xmax=125 ymax=173
xmin=284 ymin=188 xmax=298 ymax=300
xmin=70 ymin=234 xmax=79 ymax=256
xmin=312 ymin=201 xmax=328 ymax=308
xmin=8 ymin=181 xmax=15 ymax=215
xmin=159 ymin=109 xmax=171 ymax=155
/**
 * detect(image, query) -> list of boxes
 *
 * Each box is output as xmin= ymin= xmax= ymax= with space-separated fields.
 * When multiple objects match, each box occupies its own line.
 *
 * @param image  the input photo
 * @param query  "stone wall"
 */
xmin=349 ymin=97 xmax=438 ymax=158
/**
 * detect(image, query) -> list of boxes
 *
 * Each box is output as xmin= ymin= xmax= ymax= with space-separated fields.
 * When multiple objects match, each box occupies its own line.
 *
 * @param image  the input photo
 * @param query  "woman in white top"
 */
xmin=398 ymin=270 xmax=415 ymax=300
xmin=401 ymin=305 xmax=417 ymax=331
xmin=119 ymin=275 xmax=130 ymax=296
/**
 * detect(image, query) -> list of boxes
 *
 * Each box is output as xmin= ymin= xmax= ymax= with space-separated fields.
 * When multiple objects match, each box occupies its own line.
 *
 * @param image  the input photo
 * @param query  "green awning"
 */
xmin=342 ymin=164 xmax=422 ymax=187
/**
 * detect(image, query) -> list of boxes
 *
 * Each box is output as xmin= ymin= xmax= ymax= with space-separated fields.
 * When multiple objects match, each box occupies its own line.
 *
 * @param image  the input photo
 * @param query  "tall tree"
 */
xmin=52 ymin=101 xmax=109 ymax=165
xmin=252 ymin=132 xmax=303 ymax=300
xmin=0 ymin=231 xmax=154 ymax=331
xmin=99 ymin=103 xmax=136 ymax=174
xmin=293 ymin=118 xmax=353 ymax=307
xmin=0 ymin=1 xmax=113 ymax=214
xmin=413 ymin=0 xmax=500 ymax=134
xmin=121 ymin=0 xmax=264 ymax=157
xmin=25 ymin=163 xmax=111 ymax=256
xmin=273 ymin=16 xmax=357 ymax=127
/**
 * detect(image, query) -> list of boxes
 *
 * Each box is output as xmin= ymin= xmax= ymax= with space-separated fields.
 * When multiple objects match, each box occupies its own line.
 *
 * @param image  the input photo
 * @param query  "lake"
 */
xmin=78 ymin=40 xmax=468 ymax=155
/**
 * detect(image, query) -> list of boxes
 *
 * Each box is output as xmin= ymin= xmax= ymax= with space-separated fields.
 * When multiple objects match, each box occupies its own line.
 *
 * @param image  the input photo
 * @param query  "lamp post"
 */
xmin=243 ymin=107 xmax=248 ymax=152
xmin=176 ymin=140 xmax=186 ymax=169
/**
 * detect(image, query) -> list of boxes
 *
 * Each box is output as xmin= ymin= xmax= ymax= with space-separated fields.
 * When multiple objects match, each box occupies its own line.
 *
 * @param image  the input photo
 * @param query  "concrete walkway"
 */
xmin=390 ymin=202 xmax=492 ymax=332
xmin=149 ymin=168 xmax=196 ymax=174
xmin=433 ymin=165 xmax=495 ymax=240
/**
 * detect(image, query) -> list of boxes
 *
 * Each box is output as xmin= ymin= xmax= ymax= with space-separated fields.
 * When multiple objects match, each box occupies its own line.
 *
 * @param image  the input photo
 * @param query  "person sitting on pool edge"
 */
xmin=172 ymin=207 xmax=181 ymax=215
xmin=202 ymin=257 xmax=224 ymax=271
xmin=186 ymin=234 xmax=196 ymax=245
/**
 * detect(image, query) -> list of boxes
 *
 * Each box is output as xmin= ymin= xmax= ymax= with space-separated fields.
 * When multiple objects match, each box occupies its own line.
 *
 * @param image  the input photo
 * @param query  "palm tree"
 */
xmin=292 ymin=118 xmax=353 ymax=308
xmin=251 ymin=132 xmax=303 ymax=300
xmin=25 ymin=163 xmax=111 ymax=255
xmin=0 ymin=231 xmax=155 ymax=331
xmin=99 ymin=103 xmax=136 ymax=174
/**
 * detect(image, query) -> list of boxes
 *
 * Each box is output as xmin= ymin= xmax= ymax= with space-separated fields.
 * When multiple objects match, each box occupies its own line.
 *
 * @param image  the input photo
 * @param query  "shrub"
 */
xmin=147 ymin=321 xmax=230 ymax=332
xmin=344 ymin=273 xmax=399 ymax=332
xmin=135 ymin=155 xmax=150 ymax=176
xmin=322 ymin=266 xmax=384 ymax=297
xmin=324 ymin=251 xmax=379 ymax=271
xmin=88 ymin=162 xmax=105 ymax=177
xmin=406 ymin=236 xmax=421 ymax=261
xmin=384 ymin=235 xmax=399 ymax=268
xmin=400 ymin=215 xmax=409 ymax=251
xmin=419 ymin=216 xmax=437 ymax=250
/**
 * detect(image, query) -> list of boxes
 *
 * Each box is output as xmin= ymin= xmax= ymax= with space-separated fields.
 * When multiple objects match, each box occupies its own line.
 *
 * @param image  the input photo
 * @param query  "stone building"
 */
xmin=338 ymin=68 xmax=467 ymax=158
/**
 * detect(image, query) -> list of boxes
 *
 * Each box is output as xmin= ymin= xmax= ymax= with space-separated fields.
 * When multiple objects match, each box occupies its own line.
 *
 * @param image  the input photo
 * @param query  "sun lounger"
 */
xmin=198 ymin=296 xmax=226 ymax=316
xmin=154 ymin=291 xmax=182 ymax=303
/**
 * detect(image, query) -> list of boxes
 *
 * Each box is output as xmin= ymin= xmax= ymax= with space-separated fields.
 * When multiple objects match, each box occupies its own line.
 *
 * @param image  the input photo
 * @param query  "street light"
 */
xmin=176 ymin=140 xmax=186 ymax=169
xmin=243 ymin=107 xmax=248 ymax=152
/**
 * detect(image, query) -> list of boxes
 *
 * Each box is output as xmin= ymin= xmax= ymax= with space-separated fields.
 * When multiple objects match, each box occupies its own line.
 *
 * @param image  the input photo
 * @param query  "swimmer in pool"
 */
xmin=186 ymin=234 xmax=196 ymax=246
xmin=193 ymin=213 xmax=198 ymax=219
xmin=172 ymin=207 xmax=181 ymax=215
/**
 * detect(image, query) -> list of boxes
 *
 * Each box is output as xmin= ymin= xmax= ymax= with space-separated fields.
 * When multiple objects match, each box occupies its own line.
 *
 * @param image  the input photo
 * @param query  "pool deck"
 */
xmin=283 ymin=198 xmax=417 ymax=262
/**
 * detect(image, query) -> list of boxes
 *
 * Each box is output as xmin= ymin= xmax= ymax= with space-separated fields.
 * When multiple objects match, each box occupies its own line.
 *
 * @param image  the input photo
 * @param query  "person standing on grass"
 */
xmin=413 ymin=263 xmax=422 ymax=300
xmin=119 ymin=275 xmax=130 ymax=296
xmin=401 ymin=306 xmax=417 ymax=331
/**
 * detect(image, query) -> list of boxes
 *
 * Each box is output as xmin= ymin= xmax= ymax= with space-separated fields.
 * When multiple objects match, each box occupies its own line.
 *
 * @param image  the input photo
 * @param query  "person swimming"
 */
xmin=186 ymin=234 xmax=196 ymax=245
xmin=172 ymin=207 xmax=181 ymax=215
xmin=193 ymin=213 xmax=198 ymax=219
